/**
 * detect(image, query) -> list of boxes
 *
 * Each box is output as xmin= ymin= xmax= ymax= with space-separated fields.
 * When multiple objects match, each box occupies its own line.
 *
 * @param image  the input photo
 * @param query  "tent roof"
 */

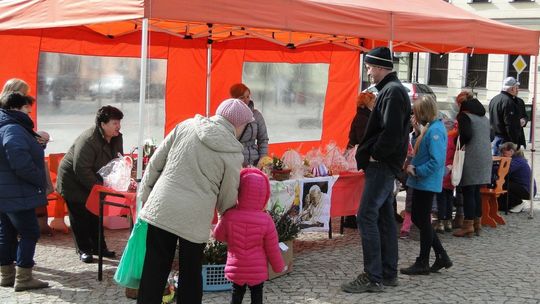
xmin=1 ymin=0 xmax=539 ymax=55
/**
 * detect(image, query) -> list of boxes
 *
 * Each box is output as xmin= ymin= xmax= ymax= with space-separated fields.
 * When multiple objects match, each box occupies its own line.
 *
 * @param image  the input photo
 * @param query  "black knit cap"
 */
xmin=364 ymin=47 xmax=393 ymax=70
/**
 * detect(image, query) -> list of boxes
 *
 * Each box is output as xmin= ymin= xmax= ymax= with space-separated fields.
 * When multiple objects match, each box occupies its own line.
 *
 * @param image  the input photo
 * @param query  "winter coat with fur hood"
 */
xmin=213 ymin=168 xmax=285 ymax=286
xmin=139 ymin=115 xmax=243 ymax=243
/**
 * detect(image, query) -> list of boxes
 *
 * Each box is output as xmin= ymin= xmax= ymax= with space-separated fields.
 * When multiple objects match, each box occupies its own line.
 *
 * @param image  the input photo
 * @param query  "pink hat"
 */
xmin=237 ymin=168 xmax=270 ymax=210
xmin=216 ymin=98 xmax=254 ymax=127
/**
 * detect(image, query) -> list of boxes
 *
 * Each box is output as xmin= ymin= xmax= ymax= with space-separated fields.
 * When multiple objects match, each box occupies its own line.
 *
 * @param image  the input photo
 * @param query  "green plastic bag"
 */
xmin=114 ymin=218 xmax=148 ymax=288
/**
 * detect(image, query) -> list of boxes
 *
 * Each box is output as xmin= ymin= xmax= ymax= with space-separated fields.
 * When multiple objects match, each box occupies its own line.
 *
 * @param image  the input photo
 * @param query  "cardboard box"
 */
xmin=268 ymin=240 xmax=293 ymax=280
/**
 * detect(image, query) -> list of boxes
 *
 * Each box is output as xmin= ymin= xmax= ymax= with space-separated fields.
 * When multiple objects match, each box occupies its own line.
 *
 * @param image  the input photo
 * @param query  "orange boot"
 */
xmin=452 ymin=220 xmax=474 ymax=238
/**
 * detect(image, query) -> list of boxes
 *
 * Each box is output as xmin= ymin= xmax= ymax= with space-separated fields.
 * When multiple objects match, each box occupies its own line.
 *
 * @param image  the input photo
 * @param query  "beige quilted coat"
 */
xmin=138 ymin=115 xmax=243 ymax=243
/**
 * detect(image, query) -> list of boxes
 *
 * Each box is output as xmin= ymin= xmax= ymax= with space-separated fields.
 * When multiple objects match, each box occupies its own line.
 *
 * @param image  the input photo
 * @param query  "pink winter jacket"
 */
xmin=213 ymin=168 xmax=285 ymax=286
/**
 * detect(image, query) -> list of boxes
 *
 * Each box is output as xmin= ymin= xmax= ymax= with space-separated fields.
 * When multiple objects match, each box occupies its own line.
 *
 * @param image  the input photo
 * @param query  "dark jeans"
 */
xmin=498 ymin=181 xmax=530 ymax=211
xmin=436 ymin=189 xmax=454 ymax=220
xmin=356 ymin=162 xmax=398 ymax=283
xmin=491 ymin=136 xmax=505 ymax=156
xmin=138 ymin=224 xmax=205 ymax=304
xmin=0 ymin=209 xmax=40 ymax=268
xmin=231 ymin=282 xmax=264 ymax=304
xmin=65 ymin=198 xmax=106 ymax=254
xmin=462 ymin=185 xmax=482 ymax=220
xmin=411 ymin=189 xmax=446 ymax=261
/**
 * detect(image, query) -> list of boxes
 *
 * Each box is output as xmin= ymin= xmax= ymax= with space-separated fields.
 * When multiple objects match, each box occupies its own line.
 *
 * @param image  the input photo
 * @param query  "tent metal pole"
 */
xmin=136 ymin=17 xmax=149 ymax=213
xmin=206 ymin=42 xmax=212 ymax=117
xmin=529 ymin=54 xmax=537 ymax=219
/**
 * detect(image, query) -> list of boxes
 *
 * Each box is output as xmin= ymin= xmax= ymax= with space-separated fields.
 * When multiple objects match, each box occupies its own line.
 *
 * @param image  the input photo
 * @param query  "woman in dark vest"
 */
xmin=452 ymin=91 xmax=492 ymax=237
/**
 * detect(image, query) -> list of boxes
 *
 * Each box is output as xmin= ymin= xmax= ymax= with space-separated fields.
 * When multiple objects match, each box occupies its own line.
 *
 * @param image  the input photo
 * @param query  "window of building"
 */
xmin=467 ymin=0 xmax=491 ymax=3
xmin=242 ymin=62 xmax=329 ymax=143
xmin=466 ymin=54 xmax=488 ymax=89
xmin=428 ymin=53 xmax=448 ymax=86
xmin=507 ymin=55 xmax=530 ymax=89
xmin=37 ymin=52 xmax=166 ymax=154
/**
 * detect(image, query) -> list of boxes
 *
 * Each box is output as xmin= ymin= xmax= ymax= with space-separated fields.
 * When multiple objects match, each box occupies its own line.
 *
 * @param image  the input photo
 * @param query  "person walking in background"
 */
xmin=452 ymin=91 xmax=492 ymax=238
xmin=0 ymin=93 xmax=48 ymax=291
xmin=434 ymin=117 xmax=458 ymax=234
xmin=489 ymin=77 xmax=522 ymax=155
xmin=57 ymin=106 xmax=124 ymax=263
xmin=498 ymin=142 xmax=536 ymax=213
xmin=230 ymin=83 xmax=269 ymax=167
xmin=514 ymin=95 xmax=528 ymax=150
xmin=137 ymin=98 xmax=254 ymax=304
xmin=400 ymin=95 xmax=452 ymax=275
xmin=213 ymin=168 xmax=286 ymax=304
xmin=35 ymin=131 xmax=54 ymax=236
xmin=344 ymin=91 xmax=376 ymax=228
xmin=342 ymin=47 xmax=410 ymax=293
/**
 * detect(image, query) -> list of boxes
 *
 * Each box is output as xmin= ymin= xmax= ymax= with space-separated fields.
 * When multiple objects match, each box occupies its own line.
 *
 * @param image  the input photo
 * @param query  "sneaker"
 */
xmin=510 ymin=202 xmax=524 ymax=213
xmin=382 ymin=277 xmax=399 ymax=287
xmin=341 ymin=273 xmax=383 ymax=293
xmin=399 ymin=231 xmax=410 ymax=239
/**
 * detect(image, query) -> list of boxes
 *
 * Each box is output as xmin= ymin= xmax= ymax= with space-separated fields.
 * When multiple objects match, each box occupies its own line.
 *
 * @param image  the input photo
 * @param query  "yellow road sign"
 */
xmin=512 ymin=55 xmax=527 ymax=75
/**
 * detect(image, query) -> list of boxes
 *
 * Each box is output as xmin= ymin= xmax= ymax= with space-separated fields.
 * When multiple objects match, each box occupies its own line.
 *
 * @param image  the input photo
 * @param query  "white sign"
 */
xmin=512 ymin=55 xmax=527 ymax=75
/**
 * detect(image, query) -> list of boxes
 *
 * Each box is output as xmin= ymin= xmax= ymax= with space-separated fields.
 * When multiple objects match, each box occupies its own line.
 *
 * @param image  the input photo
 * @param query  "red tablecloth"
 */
xmin=85 ymin=185 xmax=137 ymax=221
xmin=330 ymin=171 xmax=365 ymax=217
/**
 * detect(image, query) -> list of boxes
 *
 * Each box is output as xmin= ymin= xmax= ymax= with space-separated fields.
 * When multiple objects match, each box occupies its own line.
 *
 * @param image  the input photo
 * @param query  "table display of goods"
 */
xmin=260 ymin=142 xmax=359 ymax=181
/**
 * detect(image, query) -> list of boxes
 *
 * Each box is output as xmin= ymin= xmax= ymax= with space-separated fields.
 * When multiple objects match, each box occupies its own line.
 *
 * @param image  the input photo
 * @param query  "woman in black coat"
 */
xmin=344 ymin=92 xmax=375 ymax=228
xmin=347 ymin=92 xmax=376 ymax=148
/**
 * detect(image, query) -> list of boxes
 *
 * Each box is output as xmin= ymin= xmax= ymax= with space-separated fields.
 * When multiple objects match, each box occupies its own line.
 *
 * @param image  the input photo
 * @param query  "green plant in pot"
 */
xmin=271 ymin=156 xmax=291 ymax=181
xmin=202 ymin=239 xmax=228 ymax=265
xmin=267 ymin=203 xmax=301 ymax=279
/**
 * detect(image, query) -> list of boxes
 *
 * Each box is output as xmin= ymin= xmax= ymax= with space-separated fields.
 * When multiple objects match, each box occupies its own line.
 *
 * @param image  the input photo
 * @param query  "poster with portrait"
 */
xmin=266 ymin=180 xmax=302 ymax=221
xmin=299 ymin=178 xmax=333 ymax=232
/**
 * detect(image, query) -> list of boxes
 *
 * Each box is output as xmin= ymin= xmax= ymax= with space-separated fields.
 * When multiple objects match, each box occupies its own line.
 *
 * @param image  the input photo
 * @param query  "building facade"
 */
xmin=400 ymin=0 xmax=540 ymax=111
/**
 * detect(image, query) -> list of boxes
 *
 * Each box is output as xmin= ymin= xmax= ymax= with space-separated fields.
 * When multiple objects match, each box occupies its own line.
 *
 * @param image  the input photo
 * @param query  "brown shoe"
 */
xmin=453 ymin=220 xmax=474 ymax=238
xmin=473 ymin=217 xmax=481 ymax=236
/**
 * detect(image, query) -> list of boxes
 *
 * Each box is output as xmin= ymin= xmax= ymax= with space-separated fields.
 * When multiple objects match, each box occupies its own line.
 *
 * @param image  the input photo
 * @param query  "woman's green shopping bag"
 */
xmin=114 ymin=218 xmax=148 ymax=288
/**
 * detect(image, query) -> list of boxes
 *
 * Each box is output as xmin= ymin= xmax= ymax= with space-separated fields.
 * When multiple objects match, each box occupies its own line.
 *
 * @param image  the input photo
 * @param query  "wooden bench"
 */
xmin=480 ymin=156 xmax=511 ymax=227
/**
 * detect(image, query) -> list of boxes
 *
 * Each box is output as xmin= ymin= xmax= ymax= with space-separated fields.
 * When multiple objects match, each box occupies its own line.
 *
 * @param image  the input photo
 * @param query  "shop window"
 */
xmin=428 ymin=53 xmax=449 ymax=86
xmin=37 ymin=52 xmax=166 ymax=154
xmin=242 ymin=62 xmax=329 ymax=143
xmin=507 ymin=55 xmax=530 ymax=89
xmin=465 ymin=54 xmax=488 ymax=89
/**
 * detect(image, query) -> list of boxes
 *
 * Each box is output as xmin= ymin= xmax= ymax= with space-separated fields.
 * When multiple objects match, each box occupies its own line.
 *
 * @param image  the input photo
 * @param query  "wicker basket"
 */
xmin=202 ymin=264 xmax=232 ymax=292
xmin=271 ymin=169 xmax=291 ymax=181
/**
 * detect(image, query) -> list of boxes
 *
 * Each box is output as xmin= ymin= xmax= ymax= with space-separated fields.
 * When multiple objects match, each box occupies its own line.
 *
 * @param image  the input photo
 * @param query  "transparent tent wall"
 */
xmin=242 ymin=62 xmax=329 ymax=143
xmin=36 ymin=52 xmax=166 ymax=154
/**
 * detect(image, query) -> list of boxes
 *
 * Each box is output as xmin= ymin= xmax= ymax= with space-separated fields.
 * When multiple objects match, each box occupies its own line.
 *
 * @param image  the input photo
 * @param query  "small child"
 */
xmin=213 ymin=168 xmax=286 ymax=304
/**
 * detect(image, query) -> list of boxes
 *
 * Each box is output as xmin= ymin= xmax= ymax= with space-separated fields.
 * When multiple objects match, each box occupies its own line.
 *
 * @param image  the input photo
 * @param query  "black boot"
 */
xmin=430 ymin=251 xmax=453 ymax=273
xmin=400 ymin=257 xmax=430 ymax=275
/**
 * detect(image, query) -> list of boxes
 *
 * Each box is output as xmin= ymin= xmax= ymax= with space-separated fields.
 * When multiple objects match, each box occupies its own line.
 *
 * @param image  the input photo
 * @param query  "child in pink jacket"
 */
xmin=214 ymin=168 xmax=286 ymax=304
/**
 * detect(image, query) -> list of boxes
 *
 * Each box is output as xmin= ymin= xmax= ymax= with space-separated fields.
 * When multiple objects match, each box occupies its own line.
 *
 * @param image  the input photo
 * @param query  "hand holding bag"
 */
xmin=451 ymin=137 xmax=465 ymax=186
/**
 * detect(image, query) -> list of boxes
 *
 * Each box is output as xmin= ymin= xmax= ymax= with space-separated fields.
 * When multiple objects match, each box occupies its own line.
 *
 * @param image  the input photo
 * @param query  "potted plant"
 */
xmin=271 ymin=156 xmax=291 ymax=181
xmin=201 ymin=239 xmax=231 ymax=291
xmin=267 ymin=204 xmax=301 ymax=280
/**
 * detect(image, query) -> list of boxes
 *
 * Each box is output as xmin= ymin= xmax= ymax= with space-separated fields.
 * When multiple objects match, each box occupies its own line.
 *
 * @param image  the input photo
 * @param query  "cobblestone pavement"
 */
xmin=1 ymin=199 xmax=540 ymax=304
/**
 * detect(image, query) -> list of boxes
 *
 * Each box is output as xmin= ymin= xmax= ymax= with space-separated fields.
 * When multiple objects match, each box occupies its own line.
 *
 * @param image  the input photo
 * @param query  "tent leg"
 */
xmin=136 ymin=18 xmax=149 ymax=213
xmin=529 ymin=55 xmax=537 ymax=220
xmin=206 ymin=42 xmax=212 ymax=117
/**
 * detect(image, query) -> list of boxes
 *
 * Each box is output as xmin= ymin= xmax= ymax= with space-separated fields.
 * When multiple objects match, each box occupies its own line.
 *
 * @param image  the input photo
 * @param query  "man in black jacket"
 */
xmin=488 ymin=77 xmax=522 ymax=155
xmin=342 ymin=47 xmax=411 ymax=293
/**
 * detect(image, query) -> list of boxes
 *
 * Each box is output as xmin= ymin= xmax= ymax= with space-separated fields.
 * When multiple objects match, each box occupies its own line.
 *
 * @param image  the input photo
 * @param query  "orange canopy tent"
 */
xmin=1 ymin=0 xmax=539 ymax=185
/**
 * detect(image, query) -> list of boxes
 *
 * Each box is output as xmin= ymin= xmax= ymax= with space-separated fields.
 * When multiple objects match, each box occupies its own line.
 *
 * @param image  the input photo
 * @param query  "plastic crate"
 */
xmin=201 ymin=264 xmax=231 ymax=292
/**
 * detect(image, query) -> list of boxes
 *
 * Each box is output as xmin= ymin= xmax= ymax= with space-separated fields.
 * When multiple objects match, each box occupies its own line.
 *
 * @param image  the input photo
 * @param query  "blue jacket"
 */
xmin=0 ymin=109 xmax=47 ymax=212
xmin=509 ymin=156 xmax=537 ymax=196
xmin=407 ymin=119 xmax=447 ymax=193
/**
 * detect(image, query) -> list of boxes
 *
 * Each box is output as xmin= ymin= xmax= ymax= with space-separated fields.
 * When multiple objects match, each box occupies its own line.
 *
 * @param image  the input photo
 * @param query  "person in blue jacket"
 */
xmin=401 ymin=95 xmax=453 ymax=275
xmin=0 ymin=92 xmax=49 ymax=291
xmin=498 ymin=142 xmax=536 ymax=212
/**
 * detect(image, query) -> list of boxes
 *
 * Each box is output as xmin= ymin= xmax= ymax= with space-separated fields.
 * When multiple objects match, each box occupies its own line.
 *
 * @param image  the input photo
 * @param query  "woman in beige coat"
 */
xmin=137 ymin=98 xmax=254 ymax=304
